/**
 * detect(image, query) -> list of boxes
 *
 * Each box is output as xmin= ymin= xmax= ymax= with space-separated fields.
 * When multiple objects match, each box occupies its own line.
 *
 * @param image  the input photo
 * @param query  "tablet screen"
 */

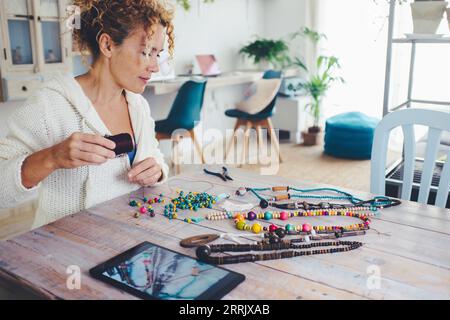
xmin=90 ymin=242 xmax=245 ymax=300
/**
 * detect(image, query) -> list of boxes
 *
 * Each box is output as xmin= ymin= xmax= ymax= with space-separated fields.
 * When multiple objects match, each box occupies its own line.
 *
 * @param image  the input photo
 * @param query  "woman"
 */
xmin=0 ymin=0 xmax=174 ymax=228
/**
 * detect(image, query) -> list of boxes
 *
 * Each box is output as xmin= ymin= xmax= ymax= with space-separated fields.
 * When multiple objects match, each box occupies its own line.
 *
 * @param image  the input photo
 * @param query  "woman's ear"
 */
xmin=98 ymin=33 xmax=114 ymax=58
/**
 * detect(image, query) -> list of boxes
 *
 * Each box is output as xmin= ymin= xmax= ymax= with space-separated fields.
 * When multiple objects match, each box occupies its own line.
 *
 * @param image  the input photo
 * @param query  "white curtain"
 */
xmin=311 ymin=0 xmax=450 ymax=152
xmin=313 ymin=0 xmax=450 ymax=122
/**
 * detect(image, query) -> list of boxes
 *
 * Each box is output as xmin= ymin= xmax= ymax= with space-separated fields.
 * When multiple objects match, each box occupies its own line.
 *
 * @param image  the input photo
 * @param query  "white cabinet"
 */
xmin=271 ymin=96 xmax=311 ymax=144
xmin=0 ymin=0 xmax=72 ymax=101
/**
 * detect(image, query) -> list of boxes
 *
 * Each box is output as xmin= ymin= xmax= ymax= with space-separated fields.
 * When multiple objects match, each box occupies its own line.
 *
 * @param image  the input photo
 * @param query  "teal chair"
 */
xmin=224 ymin=70 xmax=283 ymax=164
xmin=155 ymin=80 xmax=207 ymax=174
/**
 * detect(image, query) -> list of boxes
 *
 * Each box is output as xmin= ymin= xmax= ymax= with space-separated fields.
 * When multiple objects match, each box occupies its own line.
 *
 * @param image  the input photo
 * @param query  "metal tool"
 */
xmin=203 ymin=167 xmax=233 ymax=182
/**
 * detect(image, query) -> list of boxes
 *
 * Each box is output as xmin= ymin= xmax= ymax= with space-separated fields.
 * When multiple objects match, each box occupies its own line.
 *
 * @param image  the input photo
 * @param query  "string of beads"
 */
xmin=196 ymin=240 xmax=363 ymax=265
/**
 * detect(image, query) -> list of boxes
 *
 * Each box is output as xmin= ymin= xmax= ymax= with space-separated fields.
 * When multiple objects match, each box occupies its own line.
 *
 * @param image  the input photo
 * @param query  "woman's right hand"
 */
xmin=20 ymin=133 xmax=117 ymax=189
xmin=49 ymin=133 xmax=117 ymax=170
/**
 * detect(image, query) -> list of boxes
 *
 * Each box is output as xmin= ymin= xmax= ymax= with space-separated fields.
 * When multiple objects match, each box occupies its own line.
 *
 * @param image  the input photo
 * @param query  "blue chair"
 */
xmin=155 ymin=80 xmax=207 ymax=174
xmin=224 ymin=70 xmax=283 ymax=164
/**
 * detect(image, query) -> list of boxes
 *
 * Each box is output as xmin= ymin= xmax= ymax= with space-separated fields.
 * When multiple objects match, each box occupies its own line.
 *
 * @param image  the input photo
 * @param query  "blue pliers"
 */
xmin=203 ymin=167 xmax=233 ymax=182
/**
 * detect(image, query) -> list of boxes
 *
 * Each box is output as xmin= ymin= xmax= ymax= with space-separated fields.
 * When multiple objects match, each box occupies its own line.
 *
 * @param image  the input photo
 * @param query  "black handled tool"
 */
xmin=203 ymin=167 xmax=233 ymax=182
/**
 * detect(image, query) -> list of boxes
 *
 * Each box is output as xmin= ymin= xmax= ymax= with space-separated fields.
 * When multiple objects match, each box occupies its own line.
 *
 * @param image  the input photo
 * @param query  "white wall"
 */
xmin=171 ymin=0 xmax=266 ymax=74
xmin=143 ymin=0 xmax=269 ymax=156
xmin=1 ymin=0 xmax=309 ymax=144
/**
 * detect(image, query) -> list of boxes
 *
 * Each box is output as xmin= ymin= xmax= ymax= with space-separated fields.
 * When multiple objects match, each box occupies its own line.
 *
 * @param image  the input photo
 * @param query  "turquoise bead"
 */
xmin=286 ymin=224 xmax=295 ymax=231
xmin=264 ymin=211 xmax=273 ymax=220
xmin=129 ymin=200 xmax=137 ymax=207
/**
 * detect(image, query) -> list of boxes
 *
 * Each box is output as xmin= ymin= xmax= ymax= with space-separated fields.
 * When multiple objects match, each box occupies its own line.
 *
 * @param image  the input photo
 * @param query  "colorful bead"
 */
xmin=247 ymin=211 xmax=257 ymax=221
xmin=236 ymin=187 xmax=247 ymax=196
xmin=236 ymin=221 xmax=246 ymax=230
xmin=285 ymin=224 xmax=295 ymax=232
xmin=269 ymin=224 xmax=278 ymax=232
xmin=302 ymin=223 xmax=312 ymax=232
xmin=129 ymin=200 xmax=137 ymax=207
xmin=280 ymin=211 xmax=289 ymax=221
xmin=251 ymin=223 xmax=262 ymax=234
xmin=139 ymin=207 xmax=147 ymax=214
xmin=264 ymin=211 xmax=273 ymax=220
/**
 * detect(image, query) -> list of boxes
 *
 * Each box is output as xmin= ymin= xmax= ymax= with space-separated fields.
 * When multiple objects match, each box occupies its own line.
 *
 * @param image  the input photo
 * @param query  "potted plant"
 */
xmin=301 ymin=56 xmax=344 ymax=146
xmin=239 ymin=38 xmax=290 ymax=70
xmin=176 ymin=0 xmax=215 ymax=11
xmin=410 ymin=0 xmax=448 ymax=34
xmin=289 ymin=27 xmax=344 ymax=146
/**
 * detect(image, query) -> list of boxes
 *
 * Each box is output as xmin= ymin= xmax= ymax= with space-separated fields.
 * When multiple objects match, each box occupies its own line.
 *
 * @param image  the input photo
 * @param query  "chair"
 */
xmin=370 ymin=108 xmax=450 ymax=208
xmin=224 ymin=70 xmax=283 ymax=165
xmin=155 ymin=80 xmax=207 ymax=174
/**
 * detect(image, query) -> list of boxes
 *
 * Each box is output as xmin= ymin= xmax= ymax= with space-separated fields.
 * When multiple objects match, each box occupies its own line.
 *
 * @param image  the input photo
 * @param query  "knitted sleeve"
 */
xmin=140 ymin=96 xmax=169 ymax=185
xmin=0 ymin=92 xmax=52 ymax=208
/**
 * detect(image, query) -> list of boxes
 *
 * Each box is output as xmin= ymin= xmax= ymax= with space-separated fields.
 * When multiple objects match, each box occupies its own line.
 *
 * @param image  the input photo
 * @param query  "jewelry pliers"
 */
xmin=203 ymin=167 xmax=233 ymax=182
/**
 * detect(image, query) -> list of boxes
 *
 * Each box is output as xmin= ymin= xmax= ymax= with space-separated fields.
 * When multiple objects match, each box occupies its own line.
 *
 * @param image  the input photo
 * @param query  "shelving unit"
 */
xmin=383 ymin=0 xmax=450 ymax=116
xmin=382 ymin=1 xmax=450 ymax=208
xmin=0 ymin=0 xmax=72 ymax=101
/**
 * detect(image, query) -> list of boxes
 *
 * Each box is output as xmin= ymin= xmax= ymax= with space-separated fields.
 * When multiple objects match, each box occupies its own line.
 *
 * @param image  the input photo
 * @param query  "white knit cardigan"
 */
xmin=0 ymin=73 xmax=169 ymax=229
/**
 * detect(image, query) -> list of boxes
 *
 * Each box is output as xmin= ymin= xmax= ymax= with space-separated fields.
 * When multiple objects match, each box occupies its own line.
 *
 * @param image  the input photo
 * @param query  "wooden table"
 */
xmin=1 ymin=168 xmax=449 ymax=300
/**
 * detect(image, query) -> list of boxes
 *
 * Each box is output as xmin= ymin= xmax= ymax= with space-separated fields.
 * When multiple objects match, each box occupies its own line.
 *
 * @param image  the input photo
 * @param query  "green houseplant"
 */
xmin=291 ymin=28 xmax=344 ymax=146
xmin=239 ymin=38 xmax=291 ymax=70
xmin=176 ymin=0 xmax=215 ymax=11
xmin=302 ymin=56 xmax=344 ymax=143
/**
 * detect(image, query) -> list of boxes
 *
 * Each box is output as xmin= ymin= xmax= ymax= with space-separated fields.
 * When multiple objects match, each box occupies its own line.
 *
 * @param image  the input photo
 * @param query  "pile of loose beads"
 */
xmin=164 ymin=191 xmax=216 ymax=220
xmin=129 ymin=194 xmax=166 ymax=219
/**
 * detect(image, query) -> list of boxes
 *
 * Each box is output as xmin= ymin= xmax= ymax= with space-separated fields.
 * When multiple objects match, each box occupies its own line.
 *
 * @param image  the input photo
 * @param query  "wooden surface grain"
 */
xmin=0 ymin=167 xmax=449 ymax=300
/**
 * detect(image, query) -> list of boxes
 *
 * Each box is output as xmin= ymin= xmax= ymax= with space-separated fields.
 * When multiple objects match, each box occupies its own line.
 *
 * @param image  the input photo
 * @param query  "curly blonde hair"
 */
xmin=72 ymin=0 xmax=175 ymax=62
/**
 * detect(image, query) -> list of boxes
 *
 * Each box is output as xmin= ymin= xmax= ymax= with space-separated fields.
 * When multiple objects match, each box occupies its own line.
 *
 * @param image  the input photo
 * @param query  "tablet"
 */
xmin=89 ymin=241 xmax=245 ymax=300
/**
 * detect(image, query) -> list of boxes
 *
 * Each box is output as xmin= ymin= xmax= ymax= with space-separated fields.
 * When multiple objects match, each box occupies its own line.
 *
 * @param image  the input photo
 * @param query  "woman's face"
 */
xmin=109 ymin=24 xmax=165 ymax=94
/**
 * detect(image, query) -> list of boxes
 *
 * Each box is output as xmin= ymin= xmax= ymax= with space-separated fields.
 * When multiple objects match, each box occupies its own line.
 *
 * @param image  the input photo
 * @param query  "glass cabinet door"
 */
xmin=5 ymin=0 xmax=34 ymax=65
xmin=8 ymin=20 xmax=34 ymax=65
xmin=41 ymin=21 xmax=62 ymax=64
xmin=39 ymin=0 xmax=59 ymax=18
xmin=39 ymin=0 xmax=63 ymax=64
xmin=5 ymin=0 xmax=29 ymax=16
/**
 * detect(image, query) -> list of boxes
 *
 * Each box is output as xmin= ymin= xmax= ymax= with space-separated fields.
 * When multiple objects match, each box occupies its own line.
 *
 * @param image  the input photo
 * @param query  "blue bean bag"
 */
xmin=324 ymin=112 xmax=379 ymax=160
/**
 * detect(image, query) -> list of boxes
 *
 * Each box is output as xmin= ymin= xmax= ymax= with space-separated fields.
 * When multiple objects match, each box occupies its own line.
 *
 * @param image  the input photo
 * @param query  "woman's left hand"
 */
xmin=128 ymin=157 xmax=162 ymax=186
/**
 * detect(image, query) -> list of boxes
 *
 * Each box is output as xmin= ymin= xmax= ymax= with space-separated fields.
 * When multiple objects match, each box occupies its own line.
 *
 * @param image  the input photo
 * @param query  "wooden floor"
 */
xmin=0 ymin=141 xmax=400 ymax=241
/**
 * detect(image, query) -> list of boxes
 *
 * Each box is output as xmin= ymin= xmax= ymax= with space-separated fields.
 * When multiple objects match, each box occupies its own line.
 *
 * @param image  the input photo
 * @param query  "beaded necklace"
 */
xmin=236 ymin=186 xmax=399 ymax=210
xmin=207 ymin=208 xmax=374 ymax=236
xmin=195 ymin=240 xmax=364 ymax=265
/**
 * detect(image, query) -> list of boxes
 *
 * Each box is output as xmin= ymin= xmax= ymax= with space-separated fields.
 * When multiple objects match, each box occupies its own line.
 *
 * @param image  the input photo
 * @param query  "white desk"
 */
xmin=146 ymin=69 xmax=301 ymax=95
xmin=271 ymin=95 xmax=311 ymax=144
xmin=146 ymin=71 xmax=262 ymax=95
